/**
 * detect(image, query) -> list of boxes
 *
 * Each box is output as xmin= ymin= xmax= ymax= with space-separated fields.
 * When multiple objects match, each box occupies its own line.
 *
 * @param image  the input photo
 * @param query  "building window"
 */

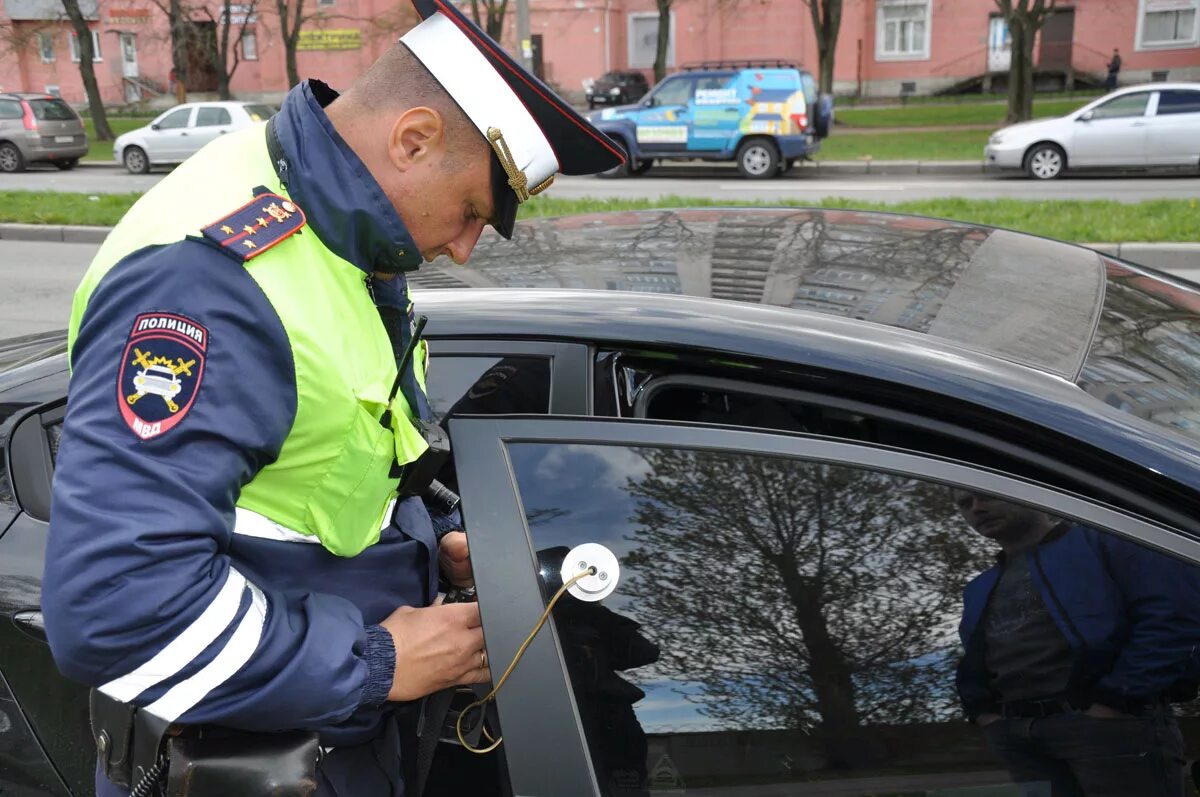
xmin=876 ymin=0 xmax=931 ymax=60
xmin=38 ymin=31 xmax=55 ymax=62
xmin=242 ymin=30 xmax=258 ymax=60
xmin=1138 ymin=0 xmax=1200 ymax=49
xmin=628 ymin=12 xmax=674 ymax=70
xmin=69 ymin=30 xmax=103 ymax=62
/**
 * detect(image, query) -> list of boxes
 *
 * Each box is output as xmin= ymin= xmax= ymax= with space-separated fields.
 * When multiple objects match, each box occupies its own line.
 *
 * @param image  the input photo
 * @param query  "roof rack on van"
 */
xmin=681 ymin=60 xmax=800 ymax=71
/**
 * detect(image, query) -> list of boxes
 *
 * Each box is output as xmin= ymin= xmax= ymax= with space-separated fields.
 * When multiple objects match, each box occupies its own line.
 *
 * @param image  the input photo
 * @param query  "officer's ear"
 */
xmin=387 ymin=106 xmax=446 ymax=173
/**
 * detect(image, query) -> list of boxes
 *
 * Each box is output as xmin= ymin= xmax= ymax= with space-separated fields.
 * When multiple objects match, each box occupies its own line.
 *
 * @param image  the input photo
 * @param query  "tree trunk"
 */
xmin=61 ymin=0 xmax=112 ymax=140
xmin=652 ymin=0 xmax=671 ymax=84
xmin=276 ymin=0 xmax=303 ymax=88
xmin=776 ymin=557 xmax=862 ymax=768
xmin=1006 ymin=14 xmax=1036 ymax=123
xmin=169 ymin=0 xmax=189 ymax=96
xmin=808 ymin=0 xmax=843 ymax=95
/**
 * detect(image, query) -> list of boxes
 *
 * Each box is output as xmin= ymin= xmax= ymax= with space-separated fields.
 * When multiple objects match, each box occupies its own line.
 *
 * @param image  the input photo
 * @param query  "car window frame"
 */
xmin=5 ymin=401 xmax=65 ymax=524
xmin=194 ymin=105 xmax=232 ymax=128
xmin=448 ymin=414 xmax=1200 ymax=797
xmin=1154 ymin=88 xmax=1200 ymax=116
xmin=1089 ymin=91 xmax=1153 ymax=120
xmin=155 ymin=106 xmax=193 ymax=130
xmin=428 ymin=339 xmax=592 ymax=415
xmin=0 ymin=99 xmax=22 ymax=120
xmin=643 ymin=74 xmax=695 ymax=107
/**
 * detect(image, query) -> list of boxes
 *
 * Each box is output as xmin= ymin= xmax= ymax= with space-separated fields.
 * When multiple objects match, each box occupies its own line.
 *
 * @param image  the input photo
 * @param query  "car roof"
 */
xmin=412 ymin=207 xmax=1200 ymax=457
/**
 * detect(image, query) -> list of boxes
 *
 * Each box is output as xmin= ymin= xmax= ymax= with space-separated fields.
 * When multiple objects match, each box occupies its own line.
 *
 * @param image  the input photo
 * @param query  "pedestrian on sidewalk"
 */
xmin=1106 ymin=49 xmax=1122 ymax=91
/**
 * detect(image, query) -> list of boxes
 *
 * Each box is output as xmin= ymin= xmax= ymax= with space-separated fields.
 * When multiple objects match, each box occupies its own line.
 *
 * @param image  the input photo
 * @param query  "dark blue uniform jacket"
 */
xmin=956 ymin=523 xmax=1200 ymax=719
xmin=43 ymin=82 xmax=456 ymax=771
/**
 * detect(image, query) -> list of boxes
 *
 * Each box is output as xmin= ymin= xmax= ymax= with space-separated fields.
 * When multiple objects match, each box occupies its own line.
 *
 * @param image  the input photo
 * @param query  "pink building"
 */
xmin=522 ymin=0 xmax=1200 ymax=98
xmin=1 ymin=0 xmax=1197 ymax=106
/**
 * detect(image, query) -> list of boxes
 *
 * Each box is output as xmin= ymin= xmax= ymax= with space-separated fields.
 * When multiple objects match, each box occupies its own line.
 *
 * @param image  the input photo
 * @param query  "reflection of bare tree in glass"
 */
xmin=621 ymin=451 xmax=988 ymax=767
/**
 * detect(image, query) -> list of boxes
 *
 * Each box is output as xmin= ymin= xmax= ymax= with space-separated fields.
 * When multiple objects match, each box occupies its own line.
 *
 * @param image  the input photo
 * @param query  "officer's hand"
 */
xmin=438 ymin=531 xmax=474 ymax=588
xmin=380 ymin=602 xmax=490 ymax=702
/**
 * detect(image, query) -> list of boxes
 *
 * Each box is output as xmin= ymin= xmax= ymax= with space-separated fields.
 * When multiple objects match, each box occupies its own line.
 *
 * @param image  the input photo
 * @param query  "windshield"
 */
xmin=28 ymin=99 xmax=77 ymax=122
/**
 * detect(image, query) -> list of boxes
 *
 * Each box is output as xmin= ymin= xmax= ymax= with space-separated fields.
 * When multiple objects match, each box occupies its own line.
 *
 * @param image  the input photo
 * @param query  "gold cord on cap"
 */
xmin=487 ymin=127 xmax=554 ymax=203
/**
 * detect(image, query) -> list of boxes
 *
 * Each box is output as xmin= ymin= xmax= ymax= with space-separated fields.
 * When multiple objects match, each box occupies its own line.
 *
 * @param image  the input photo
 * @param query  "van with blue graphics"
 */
xmin=588 ymin=61 xmax=833 ymax=179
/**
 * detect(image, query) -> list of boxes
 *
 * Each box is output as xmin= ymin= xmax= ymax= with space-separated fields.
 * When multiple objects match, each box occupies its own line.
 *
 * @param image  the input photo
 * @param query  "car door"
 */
xmin=0 ymin=98 xmax=24 ymax=152
xmin=688 ymin=72 xmax=740 ymax=152
xmin=188 ymin=105 xmax=234 ymax=154
xmin=1 ymin=395 xmax=89 ymax=797
xmin=1146 ymin=88 xmax=1200 ymax=166
xmin=1070 ymin=91 xmax=1152 ymax=167
xmin=451 ymin=415 xmax=1200 ymax=796
xmin=633 ymin=75 xmax=694 ymax=155
xmin=147 ymin=106 xmax=194 ymax=161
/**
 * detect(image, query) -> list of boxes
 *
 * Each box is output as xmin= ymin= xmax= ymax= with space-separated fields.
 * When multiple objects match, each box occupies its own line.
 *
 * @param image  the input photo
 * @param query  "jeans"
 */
xmin=982 ymin=708 xmax=1186 ymax=797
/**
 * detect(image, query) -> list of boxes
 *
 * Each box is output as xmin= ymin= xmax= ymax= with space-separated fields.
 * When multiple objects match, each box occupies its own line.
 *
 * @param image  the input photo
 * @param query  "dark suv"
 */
xmin=585 ymin=70 xmax=650 ymax=109
xmin=0 ymin=93 xmax=88 ymax=172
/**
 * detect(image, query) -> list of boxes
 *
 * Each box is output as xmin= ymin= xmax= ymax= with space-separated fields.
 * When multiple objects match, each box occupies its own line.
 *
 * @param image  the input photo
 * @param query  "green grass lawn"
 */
xmin=836 ymin=98 xmax=1090 ymax=129
xmin=816 ymin=129 xmax=990 ymax=162
xmin=4 ymin=190 xmax=1196 ymax=244
xmin=82 ymin=118 xmax=154 ymax=162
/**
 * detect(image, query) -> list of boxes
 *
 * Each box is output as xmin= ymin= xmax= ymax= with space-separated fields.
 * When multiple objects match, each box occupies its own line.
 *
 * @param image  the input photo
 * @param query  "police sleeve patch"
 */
xmin=200 ymin=191 xmax=306 ymax=261
xmin=117 ymin=313 xmax=208 ymax=440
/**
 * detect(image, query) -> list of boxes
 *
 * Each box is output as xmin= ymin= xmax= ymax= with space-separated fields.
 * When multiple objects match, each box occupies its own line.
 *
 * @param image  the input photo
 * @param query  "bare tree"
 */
xmin=60 ymin=0 xmax=113 ymax=140
xmin=273 ymin=0 xmax=313 ymax=88
xmin=198 ymin=0 xmax=258 ymax=99
xmin=993 ymin=0 xmax=1058 ymax=123
xmin=802 ymin=0 xmax=842 ymax=95
xmin=621 ymin=451 xmax=989 ymax=767
xmin=467 ymin=0 xmax=508 ymax=40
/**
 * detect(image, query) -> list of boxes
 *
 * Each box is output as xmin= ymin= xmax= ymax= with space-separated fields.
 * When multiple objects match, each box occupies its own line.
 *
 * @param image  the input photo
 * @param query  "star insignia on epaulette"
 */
xmin=201 ymin=190 xmax=306 ymax=261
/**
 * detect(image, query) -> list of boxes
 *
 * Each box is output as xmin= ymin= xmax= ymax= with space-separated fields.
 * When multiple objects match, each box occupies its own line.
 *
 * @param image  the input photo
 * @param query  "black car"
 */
xmin=5 ymin=208 xmax=1200 ymax=796
xmin=585 ymin=70 xmax=650 ymax=109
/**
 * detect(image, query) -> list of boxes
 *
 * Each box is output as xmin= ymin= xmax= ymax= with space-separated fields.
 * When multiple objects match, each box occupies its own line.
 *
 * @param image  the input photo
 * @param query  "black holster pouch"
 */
xmin=165 ymin=728 xmax=320 ymax=797
xmin=91 ymin=689 xmax=320 ymax=797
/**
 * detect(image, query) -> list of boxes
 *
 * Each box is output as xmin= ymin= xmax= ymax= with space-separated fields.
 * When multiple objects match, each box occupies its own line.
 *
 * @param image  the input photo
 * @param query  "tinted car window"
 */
xmin=1091 ymin=93 xmax=1150 ymax=120
xmin=156 ymin=108 xmax=191 ymax=130
xmin=427 ymin=356 xmax=550 ymax=420
xmin=195 ymin=106 xmax=232 ymax=127
xmin=648 ymin=76 xmax=693 ymax=106
xmin=0 ymin=99 xmax=24 ymax=120
xmin=508 ymin=442 xmax=1200 ymax=795
xmin=1156 ymin=90 xmax=1200 ymax=116
xmin=28 ymin=98 xmax=75 ymax=121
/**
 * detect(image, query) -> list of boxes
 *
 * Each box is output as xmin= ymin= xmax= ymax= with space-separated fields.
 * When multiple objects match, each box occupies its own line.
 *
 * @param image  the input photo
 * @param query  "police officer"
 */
xmin=41 ymin=0 xmax=623 ymax=793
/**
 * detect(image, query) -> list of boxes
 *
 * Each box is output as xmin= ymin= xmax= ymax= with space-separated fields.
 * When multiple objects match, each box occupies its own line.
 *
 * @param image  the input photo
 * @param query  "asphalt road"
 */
xmin=4 ymin=162 xmax=1200 ymax=203
xmin=5 ymin=239 xmax=1200 ymax=341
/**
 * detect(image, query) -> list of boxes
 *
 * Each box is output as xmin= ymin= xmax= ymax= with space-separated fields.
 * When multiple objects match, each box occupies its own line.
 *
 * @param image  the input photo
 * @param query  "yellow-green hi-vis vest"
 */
xmin=67 ymin=125 xmax=429 ymax=557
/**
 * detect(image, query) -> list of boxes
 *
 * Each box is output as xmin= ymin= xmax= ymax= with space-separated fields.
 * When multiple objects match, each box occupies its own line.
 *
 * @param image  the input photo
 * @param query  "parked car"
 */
xmin=6 ymin=209 xmax=1200 ymax=796
xmin=585 ymin=70 xmax=650 ymax=109
xmin=588 ymin=61 xmax=834 ymax=179
xmin=0 ymin=93 xmax=88 ymax=173
xmin=986 ymin=82 xmax=1200 ymax=179
xmin=113 ymin=101 xmax=277 ymax=174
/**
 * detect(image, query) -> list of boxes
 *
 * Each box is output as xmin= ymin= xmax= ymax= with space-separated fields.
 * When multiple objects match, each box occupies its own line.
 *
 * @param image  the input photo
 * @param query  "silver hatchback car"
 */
xmin=0 ymin=93 xmax=89 ymax=172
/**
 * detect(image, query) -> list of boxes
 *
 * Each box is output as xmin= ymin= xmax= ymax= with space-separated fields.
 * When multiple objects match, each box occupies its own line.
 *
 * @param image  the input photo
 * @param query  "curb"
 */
xmin=805 ymin=160 xmax=986 ymax=175
xmin=0 ymin=223 xmax=111 ymax=244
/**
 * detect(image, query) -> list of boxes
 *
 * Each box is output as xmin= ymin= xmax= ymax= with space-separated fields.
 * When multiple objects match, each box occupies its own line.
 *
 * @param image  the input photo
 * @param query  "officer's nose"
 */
xmin=445 ymin=219 xmax=486 ymax=266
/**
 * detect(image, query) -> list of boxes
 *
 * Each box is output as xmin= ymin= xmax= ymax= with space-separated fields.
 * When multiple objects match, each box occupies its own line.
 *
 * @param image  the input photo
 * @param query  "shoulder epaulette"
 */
xmin=201 ymin=190 xmax=306 ymax=261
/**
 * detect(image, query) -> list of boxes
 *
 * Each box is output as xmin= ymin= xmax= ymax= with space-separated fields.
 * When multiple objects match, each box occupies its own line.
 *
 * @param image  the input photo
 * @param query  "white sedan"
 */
xmin=114 ymin=101 xmax=277 ymax=174
xmin=985 ymin=82 xmax=1200 ymax=179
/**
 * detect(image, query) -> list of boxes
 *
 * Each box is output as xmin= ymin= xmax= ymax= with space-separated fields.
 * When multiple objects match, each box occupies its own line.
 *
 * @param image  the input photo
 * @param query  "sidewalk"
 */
xmin=2 ymin=222 xmax=1195 ymax=271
